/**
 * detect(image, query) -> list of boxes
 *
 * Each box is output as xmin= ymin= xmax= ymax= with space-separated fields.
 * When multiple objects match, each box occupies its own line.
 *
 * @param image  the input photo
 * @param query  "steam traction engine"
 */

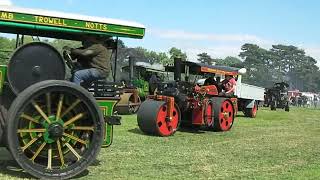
xmin=0 ymin=5 xmax=146 ymax=179
xmin=264 ymin=82 xmax=290 ymax=111
xmin=137 ymin=58 xmax=238 ymax=136
xmin=0 ymin=42 xmax=122 ymax=179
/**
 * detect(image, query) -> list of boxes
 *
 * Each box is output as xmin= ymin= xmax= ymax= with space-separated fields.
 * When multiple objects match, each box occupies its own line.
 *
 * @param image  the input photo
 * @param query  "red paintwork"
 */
xmin=203 ymin=85 xmax=218 ymax=96
xmin=252 ymin=103 xmax=257 ymax=118
xmin=191 ymin=99 xmax=213 ymax=127
xmin=219 ymin=100 xmax=234 ymax=131
xmin=205 ymin=102 xmax=213 ymax=126
xmin=156 ymin=103 xmax=179 ymax=136
xmin=200 ymin=67 xmax=238 ymax=76
xmin=192 ymin=105 xmax=203 ymax=125
xmin=194 ymin=85 xmax=219 ymax=96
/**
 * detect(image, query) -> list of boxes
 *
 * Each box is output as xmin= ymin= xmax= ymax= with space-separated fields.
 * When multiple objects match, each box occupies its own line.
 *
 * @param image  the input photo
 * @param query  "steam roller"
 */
xmin=114 ymin=89 xmax=141 ymax=114
xmin=136 ymin=57 xmax=236 ymax=137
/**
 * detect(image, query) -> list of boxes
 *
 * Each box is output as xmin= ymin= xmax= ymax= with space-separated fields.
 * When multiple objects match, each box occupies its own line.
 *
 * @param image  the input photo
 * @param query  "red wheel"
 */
xmin=212 ymin=98 xmax=234 ymax=131
xmin=156 ymin=103 xmax=180 ymax=136
xmin=243 ymin=102 xmax=257 ymax=118
xmin=137 ymin=100 xmax=180 ymax=136
xmin=251 ymin=104 xmax=257 ymax=117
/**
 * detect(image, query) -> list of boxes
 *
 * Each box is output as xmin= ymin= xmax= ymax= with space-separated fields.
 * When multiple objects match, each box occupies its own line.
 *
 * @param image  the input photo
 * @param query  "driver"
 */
xmin=204 ymin=73 xmax=217 ymax=86
xmin=219 ymin=75 xmax=236 ymax=97
xmin=64 ymin=35 xmax=112 ymax=85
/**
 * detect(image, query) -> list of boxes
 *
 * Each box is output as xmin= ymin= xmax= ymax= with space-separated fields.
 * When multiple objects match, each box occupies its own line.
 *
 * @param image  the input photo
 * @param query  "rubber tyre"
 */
xmin=244 ymin=103 xmax=257 ymax=118
xmin=270 ymin=101 xmax=277 ymax=111
xmin=6 ymin=80 xmax=104 ymax=179
xmin=285 ymin=105 xmax=290 ymax=112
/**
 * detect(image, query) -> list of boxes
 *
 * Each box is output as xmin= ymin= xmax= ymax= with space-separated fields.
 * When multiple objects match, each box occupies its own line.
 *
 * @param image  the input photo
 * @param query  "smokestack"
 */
xmin=174 ymin=57 xmax=182 ymax=81
xmin=129 ymin=56 xmax=135 ymax=81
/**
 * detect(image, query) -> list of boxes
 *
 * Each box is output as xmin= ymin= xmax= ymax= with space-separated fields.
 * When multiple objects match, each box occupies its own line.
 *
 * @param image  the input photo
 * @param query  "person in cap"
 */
xmin=64 ymin=35 xmax=112 ymax=85
xmin=219 ymin=75 xmax=237 ymax=97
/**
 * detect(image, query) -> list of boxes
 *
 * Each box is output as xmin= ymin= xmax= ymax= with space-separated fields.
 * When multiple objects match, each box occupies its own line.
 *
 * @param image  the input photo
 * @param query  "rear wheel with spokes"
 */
xmin=6 ymin=80 xmax=104 ymax=179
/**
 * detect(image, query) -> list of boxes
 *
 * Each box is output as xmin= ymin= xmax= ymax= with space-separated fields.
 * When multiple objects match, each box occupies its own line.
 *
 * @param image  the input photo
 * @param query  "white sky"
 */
xmin=0 ymin=0 xmax=12 ymax=6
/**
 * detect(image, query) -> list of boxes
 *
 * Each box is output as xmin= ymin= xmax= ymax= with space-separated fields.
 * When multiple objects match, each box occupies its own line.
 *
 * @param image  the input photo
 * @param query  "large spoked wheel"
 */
xmin=6 ymin=80 xmax=104 ymax=179
xmin=137 ymin=100 xmax=180 ymax=136
xmin=212 ymin=98 xmax=235 ymax=132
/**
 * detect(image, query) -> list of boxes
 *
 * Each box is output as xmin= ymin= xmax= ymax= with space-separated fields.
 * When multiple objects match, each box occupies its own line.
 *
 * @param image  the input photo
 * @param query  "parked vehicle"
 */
xmin=264 ymin=82 xmax=290 ymax=111
xmin=137 ymin=58 xmax=245 ymax=136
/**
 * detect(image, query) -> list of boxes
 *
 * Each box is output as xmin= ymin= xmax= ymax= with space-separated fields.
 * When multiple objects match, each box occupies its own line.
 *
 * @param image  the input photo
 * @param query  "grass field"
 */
xmin=1 ymin=107 xmax=320 ymax=179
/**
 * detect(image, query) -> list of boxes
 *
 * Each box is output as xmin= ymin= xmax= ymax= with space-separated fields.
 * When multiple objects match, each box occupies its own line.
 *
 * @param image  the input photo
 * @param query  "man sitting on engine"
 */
xmin=204 ymin=73 xmax=217 ymax=86
xmin=219 ymin=75 xmax=237 ymax=97
xmin=64 ymin=35 xmax=112 ymax=85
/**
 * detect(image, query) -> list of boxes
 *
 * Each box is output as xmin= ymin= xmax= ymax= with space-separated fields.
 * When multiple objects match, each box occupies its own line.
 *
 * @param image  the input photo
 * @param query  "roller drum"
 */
xmin=137 ymin=100 xmax=180 ymax=136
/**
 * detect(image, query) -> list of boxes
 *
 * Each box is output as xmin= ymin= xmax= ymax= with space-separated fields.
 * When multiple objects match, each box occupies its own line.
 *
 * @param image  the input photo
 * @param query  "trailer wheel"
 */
xmin=244 ymin=103 xmax=257 ymax=118
xmin=6 ymin=80 xmax=104 ymax=179
xmin=212 ymin=98 xmax=235 ymax=132
xmin=137 ymin=100 xmax=180 ymax=136
xmin=270 ymin=101 xmax=277 ymax=111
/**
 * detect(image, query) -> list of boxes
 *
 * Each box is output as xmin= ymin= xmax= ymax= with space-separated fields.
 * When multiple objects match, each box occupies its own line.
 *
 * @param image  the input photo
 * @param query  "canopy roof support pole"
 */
xmin=129 ymin=56 xmax=135 ymax=82
xmin=15 ymin=34 xmax=19 ymax=48
xmin=113 ymin=37 xmax=119 ymax=82
xmin=21 ymin=35 xmax=24 ymax=46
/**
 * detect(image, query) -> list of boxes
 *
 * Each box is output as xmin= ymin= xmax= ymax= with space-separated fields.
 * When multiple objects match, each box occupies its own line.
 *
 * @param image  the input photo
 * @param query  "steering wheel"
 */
xmin=62 ymin=48 xmax=75 ymax=70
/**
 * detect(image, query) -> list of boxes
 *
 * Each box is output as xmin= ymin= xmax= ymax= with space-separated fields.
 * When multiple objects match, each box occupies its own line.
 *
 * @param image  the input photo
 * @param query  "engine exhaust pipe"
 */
xmin=174 ymin=57 xmax=182 ymax=81
xmin=129 ymin=56 xmax=135 ymax=81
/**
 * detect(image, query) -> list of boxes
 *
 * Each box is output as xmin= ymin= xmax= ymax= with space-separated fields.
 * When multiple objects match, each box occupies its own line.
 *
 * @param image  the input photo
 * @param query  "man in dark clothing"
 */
xmin=204 ymin=73 xmax=217 ymax=86
xmin=149 ymin=73 xmax=159 ymax=95
xmin=65 ymin=35 xmax=112 ymax=85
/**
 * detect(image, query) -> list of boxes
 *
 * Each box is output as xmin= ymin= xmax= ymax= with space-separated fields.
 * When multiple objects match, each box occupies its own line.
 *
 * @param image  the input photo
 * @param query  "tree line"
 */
xmin=0 ymin=36 xmax=319 ymax=92
xmin=195 ymin=44 xmax=320 ymax=92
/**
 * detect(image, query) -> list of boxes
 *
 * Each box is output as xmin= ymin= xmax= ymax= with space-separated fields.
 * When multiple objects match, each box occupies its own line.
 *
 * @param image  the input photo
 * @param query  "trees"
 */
xmin=0 ymin=37 xmax=15 ymax=64
xmin=238 ymin=43 xmax=320 ymax=92
xmin=169 ymin=47 xmax=187 ymax=61
xmin=197 ymin=52 xmax=214 ymax=65
xmin=0 ymin=35 xmax=319 ymax=92
xmin=239 ymin=43 xmax=275 ymax=87
xmin=49 ymin=39 xmax=81 ymax=52
xmin=217 ymin=56 xmax=243 ymax=68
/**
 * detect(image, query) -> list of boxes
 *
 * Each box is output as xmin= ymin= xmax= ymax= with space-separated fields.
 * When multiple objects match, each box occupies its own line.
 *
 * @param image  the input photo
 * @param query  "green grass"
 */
xmin=1 ymin=107 xmax=320 ymax=179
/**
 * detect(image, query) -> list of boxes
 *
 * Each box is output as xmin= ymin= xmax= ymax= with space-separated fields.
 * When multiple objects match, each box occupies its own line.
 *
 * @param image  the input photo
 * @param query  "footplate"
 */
xmin=105 ymin=116 xmax=121 ymax=125
xmin=91 ymin=81 xmax=122 ymax=147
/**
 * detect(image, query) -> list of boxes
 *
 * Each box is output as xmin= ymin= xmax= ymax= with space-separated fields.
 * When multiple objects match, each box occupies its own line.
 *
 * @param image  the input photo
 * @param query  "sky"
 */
xmin=1 ymin=0 xmax=320 ymax=65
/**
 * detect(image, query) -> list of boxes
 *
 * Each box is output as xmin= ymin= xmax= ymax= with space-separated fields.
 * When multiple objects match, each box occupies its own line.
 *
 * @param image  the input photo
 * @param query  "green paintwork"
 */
xmin=132 ymin=79 xmax=149 ymax=99
xmin=0 ymin=65 xmax=7 ymax=95
xmin=97 ymin=99 xmax=118 ymax=147
xmin=0 ymin=10 xmax=145 ymax=39
xmin=42 ymin=116 xmax=64 ymax=144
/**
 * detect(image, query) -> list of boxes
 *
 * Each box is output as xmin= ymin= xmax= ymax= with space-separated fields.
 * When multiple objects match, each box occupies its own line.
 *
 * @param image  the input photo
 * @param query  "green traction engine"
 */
xmin=0 ymin=5 xmax=145 ymax=179
xmin=0 ymin=42 xmax=121 ymax=179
